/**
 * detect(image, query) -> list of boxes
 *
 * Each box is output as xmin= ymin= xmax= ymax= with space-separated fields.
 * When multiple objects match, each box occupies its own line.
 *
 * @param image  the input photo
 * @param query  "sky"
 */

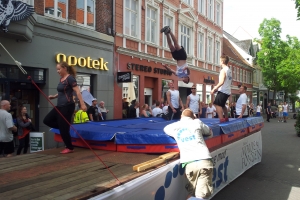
xmin=223 ymin=0 xmax=300 ymax=40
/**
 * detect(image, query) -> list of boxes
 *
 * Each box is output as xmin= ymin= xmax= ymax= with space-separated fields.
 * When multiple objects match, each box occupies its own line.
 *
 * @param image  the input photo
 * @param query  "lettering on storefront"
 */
xmin=117 ymin=72 xmax=132 ymax=83
xmin=127 ymin=63 xmax=172 ymax=76
xmin=204 ymin=76 xmax=215 ymax=84
xmin=56 ymin=53 xmax=109 ymax=70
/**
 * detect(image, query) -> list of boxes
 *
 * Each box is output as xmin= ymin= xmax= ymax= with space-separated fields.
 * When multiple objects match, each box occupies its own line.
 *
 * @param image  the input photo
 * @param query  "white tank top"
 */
xmin=218 ymin=66 xmax=232 ymax=95
xmin=168 ymin=89 xmax=179 ymax=109
xmin=283 ymin=105 xmax=288 ymax=112
xmin=189 ymin=94 xmax=200 ymax=113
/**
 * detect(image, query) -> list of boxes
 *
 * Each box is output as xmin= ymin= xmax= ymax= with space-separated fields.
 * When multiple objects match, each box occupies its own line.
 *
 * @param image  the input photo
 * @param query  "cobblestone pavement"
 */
xmin=213 ymin=114 xmax=300 ymax=200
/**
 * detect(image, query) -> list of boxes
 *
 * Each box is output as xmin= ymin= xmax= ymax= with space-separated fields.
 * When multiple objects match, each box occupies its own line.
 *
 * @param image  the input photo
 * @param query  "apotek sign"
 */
xmin=56 ymin=53 xmax=109 ymax=70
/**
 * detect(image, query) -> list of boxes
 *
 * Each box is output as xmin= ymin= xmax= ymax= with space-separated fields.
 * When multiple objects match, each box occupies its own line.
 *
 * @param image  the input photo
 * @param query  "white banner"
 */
xmin=91 ymin=131 xmax=262 ymax=200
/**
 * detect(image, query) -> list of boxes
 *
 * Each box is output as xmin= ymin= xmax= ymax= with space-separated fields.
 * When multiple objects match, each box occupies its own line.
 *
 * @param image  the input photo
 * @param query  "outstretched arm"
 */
xmin=163 ymin=64 xmax=177 ymax=76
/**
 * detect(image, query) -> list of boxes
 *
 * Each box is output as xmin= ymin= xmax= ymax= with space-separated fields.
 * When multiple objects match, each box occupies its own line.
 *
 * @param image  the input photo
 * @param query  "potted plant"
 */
xmin=294 ymin=111 xmax=300 ymax=137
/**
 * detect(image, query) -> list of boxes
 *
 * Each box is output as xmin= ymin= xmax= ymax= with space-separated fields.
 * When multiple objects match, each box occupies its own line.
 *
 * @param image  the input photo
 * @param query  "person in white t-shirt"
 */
xmin=164 ymin=109 xmax=213 ymax=199
xmin=211 ymin=55 xmax=232 ymax=123
xmin=162 ymin=100 xmax=169 ymax=114
xmin=152 ymin=101 xmax=163 ymax=117
xmin=186 ymin=84 xmax=201 ymax=118
xmin=206 ymin=103 xmax=215 ymax=118
xmin=235 ymin=85 xmax=248 ymax=118
xmin=256 ymin=104 xmax=262 ymax=117
xmin=282 ymin=102 xmax=289 ymax=123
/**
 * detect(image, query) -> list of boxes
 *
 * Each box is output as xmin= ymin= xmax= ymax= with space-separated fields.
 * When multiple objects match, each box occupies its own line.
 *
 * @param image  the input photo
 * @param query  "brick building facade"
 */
xmin=113 ymin=0 xmax=224 ymax=119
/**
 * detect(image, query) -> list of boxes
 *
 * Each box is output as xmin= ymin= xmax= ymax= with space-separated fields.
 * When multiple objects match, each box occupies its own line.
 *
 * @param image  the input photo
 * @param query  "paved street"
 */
xmin=213 ymin=114 xmax=300 ymax=200
xmin=212 ymin=115 xmax=300 ymax=200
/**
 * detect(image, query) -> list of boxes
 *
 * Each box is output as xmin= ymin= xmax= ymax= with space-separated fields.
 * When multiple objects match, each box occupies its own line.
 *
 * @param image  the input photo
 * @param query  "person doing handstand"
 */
xmin=161 ymin=26 xmax=190 ymax=84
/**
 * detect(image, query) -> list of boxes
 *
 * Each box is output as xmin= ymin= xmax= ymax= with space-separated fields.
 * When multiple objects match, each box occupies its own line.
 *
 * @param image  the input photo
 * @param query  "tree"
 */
xmin=256 ymin=18 xmax=288 ymax=100
xmin=295 ymin=0 xmax=300 ymax=20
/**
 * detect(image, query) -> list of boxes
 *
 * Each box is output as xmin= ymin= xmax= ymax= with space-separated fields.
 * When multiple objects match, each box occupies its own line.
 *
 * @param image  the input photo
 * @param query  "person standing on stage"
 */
xmin=282 ymin=102 xmax=289 ymax=123
xmin=166 ymin=80 xmax=184 ymax=120
xmin=164 ymin=109 xmax=213 ymax=199
xmin=160 ymin=26 xmax=190 ymax=84
xmin=88 ymin=98 xmax=100 ymax=122
xmin=0 ymin=100 xmax=17 ymax=157
xmin=235 ymin=85 xmax=248 ymax=118
xmin=186 ymin=84 xmax=201 ymax=118
xmin=43 ymin=62 xmax=87 ymax=154
xmin=210 ymin=55 xmax=232 ymax=122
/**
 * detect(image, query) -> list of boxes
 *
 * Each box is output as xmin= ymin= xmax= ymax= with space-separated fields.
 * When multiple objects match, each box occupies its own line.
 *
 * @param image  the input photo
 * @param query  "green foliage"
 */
xmin=256 ymin=18 xmax=300 ymax=95
xmin=295 ymin=0 xmax=300 ymax=20
xmin=294 ymin=111 xmax=300 ymax=136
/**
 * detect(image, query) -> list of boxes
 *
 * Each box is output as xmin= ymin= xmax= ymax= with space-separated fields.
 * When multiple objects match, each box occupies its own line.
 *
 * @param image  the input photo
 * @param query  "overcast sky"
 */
xmin=223 ymin=0 xmax=300 ymax=40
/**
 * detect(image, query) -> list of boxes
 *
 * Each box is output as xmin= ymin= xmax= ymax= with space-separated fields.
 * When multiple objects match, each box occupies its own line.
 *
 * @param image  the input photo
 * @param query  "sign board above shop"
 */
xmin=55 ymin=53 xmax=109 ymax=71
xmin=117 ymin=72 xmax=132 ymax=83
xmin=127 ymin=63 xmax=172 ymax=76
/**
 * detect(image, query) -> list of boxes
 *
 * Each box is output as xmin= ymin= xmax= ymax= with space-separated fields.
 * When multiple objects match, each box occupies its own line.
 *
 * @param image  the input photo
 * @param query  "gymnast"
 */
xmin=161 ymin=26 xmax=190 ymax=84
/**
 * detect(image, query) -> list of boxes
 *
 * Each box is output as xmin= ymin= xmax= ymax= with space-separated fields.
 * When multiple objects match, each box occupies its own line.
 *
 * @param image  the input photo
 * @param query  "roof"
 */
xmin=223 ymin=31 xmax=240 ymax=43
xmin=223 ymin=37 xmax=253 ymax=68
xmin=235 ymin=40 xmax=252 ymax=54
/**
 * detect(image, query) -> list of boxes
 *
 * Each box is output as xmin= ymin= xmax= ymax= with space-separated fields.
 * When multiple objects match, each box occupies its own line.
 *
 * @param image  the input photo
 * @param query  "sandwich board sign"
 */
xmin=30 ymin=132 xmax=45 ymax=153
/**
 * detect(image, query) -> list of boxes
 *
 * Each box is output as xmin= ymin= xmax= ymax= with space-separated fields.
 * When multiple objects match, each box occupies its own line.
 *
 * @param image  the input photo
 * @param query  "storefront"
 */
xmin=0 ymin=15 xmax=114 ymax=149
xmin=113 ymin=54 xmax=219 ymax=119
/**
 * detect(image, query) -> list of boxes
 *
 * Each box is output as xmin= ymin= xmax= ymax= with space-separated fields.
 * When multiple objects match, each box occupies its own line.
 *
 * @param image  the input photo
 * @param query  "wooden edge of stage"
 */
xmin=133 ymin=152 xmax=179 ymax=172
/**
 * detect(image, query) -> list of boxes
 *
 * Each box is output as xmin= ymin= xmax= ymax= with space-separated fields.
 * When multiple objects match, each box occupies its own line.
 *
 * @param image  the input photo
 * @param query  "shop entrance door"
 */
xmin=144 ymin=88 xmax=152 ymax=105
xmin=0 ymin=80 xmax=9 ymax=101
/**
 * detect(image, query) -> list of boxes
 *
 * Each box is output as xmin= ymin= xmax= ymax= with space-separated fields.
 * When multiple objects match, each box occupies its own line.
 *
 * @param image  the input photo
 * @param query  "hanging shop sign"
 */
xmin=127 ymin=63 xmax=172 ymax=76
xmin=55 ymin=53 xmax=109 ymax=70
xmin=204 ymin=76 xmax=215 ymax=84
xmin=117 ymin=72 xmax=132 ymax=83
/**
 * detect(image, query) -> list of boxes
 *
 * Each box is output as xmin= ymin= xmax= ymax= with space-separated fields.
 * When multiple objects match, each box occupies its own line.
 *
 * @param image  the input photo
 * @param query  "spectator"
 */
xmin=99 ymin=101 xmax=109 ymax=120
xmin=186 ymin=84 xmax=201 ymax=118
xmin=266 ymin=102 xmax=271 ymax=122
xmin=206 ymin=103 xmax=214 ymax=118
xmin=16 ymin=106 xmax=33 ymax=155
xmin=0 ymin=100 xmax=17 ymax=157
xmin=166 ymin=80 xmax=184 ymax=120
xmin=74 ymin=102 xmax=89 ymax=123
xmin=277 ymin=102 xmax=283 ymax=122
xmin=152 ymin=101 xmax=163 ymax=117
xmin=235 ymin=85 xmax=248 ymax=118
xmin=162 ymin=100 xmax=169 ymax=114
xmin=141 ymin=104 xmax=152 ymax=118
xmin=200 ymin=102 xmax=207 ymax=118
xmin=151 ymin=100 xmax=156 ymax=110
xmin=256 ymin=103 xmax=262 ymax=117
xmin=282 ymin=102 xmax=289 ymax=123
xmin=128 ymin=100 xmax=139 ymax=118
xmin=230 ymin=102 xmax=236 ymax=118
xmin=87 ymin=98 xmax=99 ymax=121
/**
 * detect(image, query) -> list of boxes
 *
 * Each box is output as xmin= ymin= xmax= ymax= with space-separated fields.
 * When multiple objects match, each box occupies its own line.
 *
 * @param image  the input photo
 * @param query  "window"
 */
xmin=20 ymin=0 xmax=34 ymax=5
xmin=45 ymin=0 xmax=68 ymax=19
xmin=240 ymin=69 xmax=243 ymax=82
xmin=183 ymin=0 xmax=193 ymax=6
xmin=206 ymin=85 xmax=212 ymax=103
xmin=198 ymin=0 xmax=205 ymax=15
xmin=77 ymin=0 xmax=95 ymax=27
xmin=207 ymin=37 xmax=213 ymax=62
xmin=198 ymin=32 xmax=204 ymax=59
xmin=146 ymin=7 xmax=157 ymax=43
xmin=196 ymin=84 xmax=203 ymax=102
xmin=122 ymin=75 xmax=139 ymax=103
xmin=233 ymin=66 xmax=236 ymax=80
xmin=237 ymin=68 xmax=240 ymax=81
xmin=181 ymin=25 xmax=191 ymax=55
xmin=216 ymin=2 xmax=221 ymax=26
xmin=163 ymin=15 xmax=173 ymax=48
xmin=244 ymin=70 xmax=247 ymax=83
xmin=125 ymin=0 xmax=138 ymax=37
xmin=208 ymin=0 xmax=214 ymax=20
xmin=215 ymin=41 xmax=220 ymax=64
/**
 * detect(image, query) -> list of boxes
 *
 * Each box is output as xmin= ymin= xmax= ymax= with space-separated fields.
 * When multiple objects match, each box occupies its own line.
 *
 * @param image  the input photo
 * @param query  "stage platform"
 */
xmin=52 ymin=117 xmax=264 ymax=153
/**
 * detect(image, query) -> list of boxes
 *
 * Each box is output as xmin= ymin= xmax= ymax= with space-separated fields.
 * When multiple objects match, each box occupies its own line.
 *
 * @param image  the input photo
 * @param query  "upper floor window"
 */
xmin=20 ymin=0 xmax=34 ymax=5
xmin=183 ymin=0 xmax=193 ymax=6
xmin=198 ymin=32 xmax=204 ymax=59
xmin=233 ymin=66 xmax=236 ymax=80
xmin=146 ymin=7 xmax=157 ymax=44
xmin=216 ymin=2 xmax=221 ymax=26
xmin=208 ymin=0 xmax=214 ymax=21
xmin=125 ymin=0 xmax=138 ymax=37
xmin=237 ymin=68 xmax=240 ymax=81
xmin=207 ymin=37 xmax=213 ymax=62
xmin=181 ymin=25 xmax=191 ymax=55
xmin=45 ymin=0 xmax=68 ymax=19
xmin=243 ymin=70 xmax=247 ymax=83
xmin=240 ymin=69 xmax=243 ymax=82
xmin=198 ymin=0 xmax=205 ymax=15
xmin=215 ymin=41 xmax=220 ymax=64
xmin=77 ymin=0 xmax=95 ymax=28
xmin=163 ymin=15 xmax=173 ymax=48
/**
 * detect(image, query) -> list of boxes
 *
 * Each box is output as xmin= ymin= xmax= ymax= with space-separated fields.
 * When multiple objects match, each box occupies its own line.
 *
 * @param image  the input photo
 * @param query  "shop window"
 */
xmin=198 ymin=32 xmax=204 ymax=59
xmin=163 ymin=15 xmax=173 ymax=48
xmin=161 ymin=79 xmax=171 ymax=100
xmin=146 ymin=6 xmax=157 ymax=44
xmin=0 ymin=83 xmax=6 ymax=101
xmin=206 ymin=85 xmax=212 ymax=103
xmin=122 ymin=75 xmax=139 ymax=103
xmin=77 ymin=0 xmax=95 ymax=28
xmin=198 ymin=0 xmax=205 ymax=15
xmin=45 ymin=0 xmax=68 ymax=20
xmin=125 ymin=0 xmax=138 ymax=37
xmin=181 ymin=24 xmax=191 ymax=55
xmin=196 ymin=84 xmax=203 ymax=102
xmin=0 ymin=67 xmax=7 ymax=78
xmin=76 ymin=73 xmax=91 ymax=92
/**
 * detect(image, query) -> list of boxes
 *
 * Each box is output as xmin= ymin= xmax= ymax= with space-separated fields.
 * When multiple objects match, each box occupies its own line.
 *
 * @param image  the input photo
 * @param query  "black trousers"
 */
xmin=167 ymin=106 xmax=181 ymax=120
xmin=17 ymin=133 xmax=29 ymax=155
xmin=43 ymin=103 xmax=75 ymax=150
xmin=267 ymin=113 xmax=271 ymax=121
